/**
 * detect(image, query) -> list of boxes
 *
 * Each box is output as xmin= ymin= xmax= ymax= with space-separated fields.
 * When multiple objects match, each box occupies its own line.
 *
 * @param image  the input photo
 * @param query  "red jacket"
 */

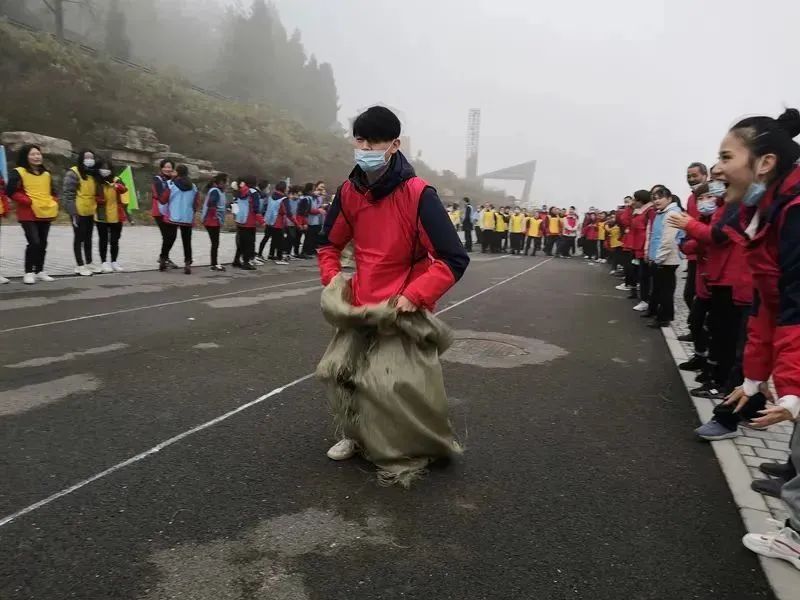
xmin=0 ymin=176 xmax=9 ymax=217
xmin=6 ymin=167 xmax=59 ymax=222
xmin=680 ymin=217 xmax=710 ymax=300
xmin=684 ymin=201 xmax=752 ymax=305
xmin=582 ymin=220 xmax=598 ymax=241
xmin=740 ymin=165 xmax=800 ymax=401
xmin=683 ymin=194 xmax=699 ymax=261
xmin=630 ymin=204 xmax=654 ymax=259
xmin=318 ymin=152 xmax=469 ymax=310
xmin=618 ymin=206 xmax=633 ymax=250
xmin=151 ymin=175 xmax=170 ymax=217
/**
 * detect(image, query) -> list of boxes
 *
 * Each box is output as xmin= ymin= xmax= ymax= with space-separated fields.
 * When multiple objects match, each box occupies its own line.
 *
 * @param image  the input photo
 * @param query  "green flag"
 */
xmin=118 ymin=166 xmax=138 ymax=210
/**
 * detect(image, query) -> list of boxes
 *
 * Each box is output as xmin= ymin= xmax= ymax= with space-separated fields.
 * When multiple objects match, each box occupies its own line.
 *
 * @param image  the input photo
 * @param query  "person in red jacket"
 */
xmin=683 ymin=162 xmax=709 ymax=317
xmin=317 ymin=105 xmax=469 ymax=461
xmin=152 ymin=159 xmax=177 ymax=270
xmin=699 ymin=108 xmax=800 ymax=570
xmin=6 ymin=144 xmax=59 ymax=284
xmin=202 ymin=172 xmax=228 ymax=272
xmin=629 ymin=190 xmax=654 ymax=307
xmin=0 ymin=174 xmax=9 ymax=284
xmin=581 ymin=211 xmax=598 ymax=260
xmin=615 ymin=196 xmax=636 ymax=292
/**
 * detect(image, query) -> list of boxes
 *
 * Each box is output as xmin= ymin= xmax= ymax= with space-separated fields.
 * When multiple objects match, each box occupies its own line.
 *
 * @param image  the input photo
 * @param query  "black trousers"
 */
xmin=491 ymin=231 xmax=502 ymax=253
xmin=162 ymin=224 xmax=192 ymax=264
xmin=638 ymin=260 xmax=653 ymax=302
xmin=155 ymin=215 xmax=171 ymax=261
xmin=557 ymin=235 xmax=574 ymax=257
xmin=608 ymin=247 xmax=622 ymax=271
xmin=500 ymin=232 xmax=508 ymax=252
xmin=205 ymin=226 xmax=221 ymax=265
xmin=684 ymin=260 xmax=697 ymax=314
xmin=20 ymin=221 xmax=51 ymax=274
xmin=96 ymin=221 xmax=122 ymax=262
xmin=237 ymin=226 xmax=256 ymax=263
xmin=510 ymin=232 xmax=524 ymax=254
xmin=648 ymin=264 xmax=677 ymax=322
xmin=303 ymin=224 xmax=321 ymax=256
xmin=481 ymin=230 xmax=492 ymax=253
xmin=291 ymin=227 xmax=302 ymax=256
xmin=269 ymin=227 xmax=286 ymax=260
xmin=72 ymin=215 xmax=94 ymax=266
xmin=688 ymin=296 xmax=711 ymax=355
xmin=708 ymin=286 xmax=749 ymax=391
xmin=544 ymin=235 xmax=558 ymax=256
xmin=623 ymin=251 xmax=637 ymax=287
xmin=525 ymin=236 xmax=542 ymax=255
xmin=463 ymin=227 xmax=473 ymax=251
xmin=583 ymin=238 xmax=597 ymax=259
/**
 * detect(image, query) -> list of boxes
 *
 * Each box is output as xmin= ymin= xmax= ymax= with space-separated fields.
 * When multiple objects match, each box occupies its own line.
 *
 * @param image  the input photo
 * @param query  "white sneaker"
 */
xmin=88 ymin=263 xmax=103 ymax=274
xmin=101 ymin=262 xmax=113 ymax=273
xmin=254 ymin=257 xmax=266 ymax=265
xmin=36 ymin=272 xmax=55 ymax=282
xmin=609 ymin=269 xmax=617 ymax=275
xmin=111 ymin=262 xmax=124 ymax=272
xmin=274 ymin=260 xmax=289 ymax=266
xmin=23 ymin=272 xmax=36 ymax=285
xmin=75 ymin=266 xmax=93 ymax=277
xmin=598 ymin=259 xmax=607 ymax=264
xmin=0 ymin=276 xmax=9 ymax=284
xmin=633 ymin=301 xmax=649 ymax=311
xmin=615 ymin=283 xmax=632 ymax=291
xmin=326 ymin=438 xmax=357 ymax=461
xmin=742 ymin=521 xmax=800 ymax=571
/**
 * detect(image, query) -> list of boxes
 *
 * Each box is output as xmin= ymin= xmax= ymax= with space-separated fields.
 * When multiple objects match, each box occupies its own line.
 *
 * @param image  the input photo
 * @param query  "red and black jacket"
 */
xmin=317 ymin=151 xmax=469 ymax=310
xmin=740 ymin=164 xmax=800 ymax=410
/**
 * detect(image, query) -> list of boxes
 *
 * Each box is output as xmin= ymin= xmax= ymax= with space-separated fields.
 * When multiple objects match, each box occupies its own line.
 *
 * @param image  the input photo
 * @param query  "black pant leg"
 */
xmin=258 ymin=227 xmax=271 ymax=257
xmin=161 ymin=223 xmax=178 ymax=261
xmin=35 ymin=221 xmax=51 ymax=273
xmin=689 ymin=296 xmax=711 ymax=354
xmin=180 ymin=226 xmax=193 ymax=264
xmin=639 ymin=261 xmax=652 ymax=302
xmin=270 ymin=228 xmax=285 ymax=259
xmin=96 ymin=222 xmax=109 ymax=262
xmin=464 ymin=228 xmax=473 ymax=251
xmin=20 ymin=221 xmax=40 ymax=273
xmin=109 ymin=223 xmax=122 ymax=262
xmin=684 ymin=260 xmax=697 ymax=312
xmin=206 ymin=226 xmax=220 ymax=265
xmin=655 ymin=265 xmax=677 ymax=322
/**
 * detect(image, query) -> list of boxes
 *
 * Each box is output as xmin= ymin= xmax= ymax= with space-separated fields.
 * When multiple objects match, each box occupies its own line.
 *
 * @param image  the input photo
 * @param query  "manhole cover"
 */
xmin=443 ymin=330 xmax=568 ymax=369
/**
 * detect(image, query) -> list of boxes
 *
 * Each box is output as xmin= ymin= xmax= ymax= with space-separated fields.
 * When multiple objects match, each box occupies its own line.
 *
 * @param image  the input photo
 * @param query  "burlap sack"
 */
xmin=316 ymin=274 xmax=462 ymax=486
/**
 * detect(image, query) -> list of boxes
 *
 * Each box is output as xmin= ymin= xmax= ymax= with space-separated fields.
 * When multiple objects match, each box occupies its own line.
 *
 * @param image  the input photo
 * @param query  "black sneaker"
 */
xmin=759 ymin=462 xmax=797 ymax=480
xmin=751 ymin=478 xmax=786 ymax=499
xmin=231 ymin=262 xmax=243 ymax=269
xmin=691 ymin=384 xmax=723 ymax=399
xmin=679 ymin=355 xmax=707 ymax=371
xmin=241 ymin=263 xmax=256 ymax=271
xmin=677 ymin=333 xmax=694 ymax=342
xmin=695 ymin=370 xmax=712 ymax=383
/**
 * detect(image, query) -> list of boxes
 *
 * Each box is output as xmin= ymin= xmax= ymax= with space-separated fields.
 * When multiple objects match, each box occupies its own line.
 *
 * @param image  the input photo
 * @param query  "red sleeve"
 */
xmin=159 ymin=186 xmax=170 ymax=204
xmin=6 ymin=170 xmax=31 ymax=205
xmin=316 ymin=192 xmax=352 ymax=286
xmin=744 ymin=291 xmax=777 ymax=382
xmin=684 ymin=217 xmax=713 ymax=244
xmin=617 ymin=207 xmax=632 ymax=228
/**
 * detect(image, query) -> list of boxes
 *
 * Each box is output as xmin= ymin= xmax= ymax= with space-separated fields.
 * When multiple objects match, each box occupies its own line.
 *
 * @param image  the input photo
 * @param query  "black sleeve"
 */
xmin=6 ymin=169 xmax=21 ymax=196
xmin=778 ymin=205 xmax=800 ymax=326
xmin=419 ymin=186 xmax=469 ymax=282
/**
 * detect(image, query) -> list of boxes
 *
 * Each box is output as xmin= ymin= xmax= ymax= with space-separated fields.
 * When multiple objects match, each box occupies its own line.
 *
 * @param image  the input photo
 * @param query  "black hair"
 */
xmin=314 ymin=180 xmax=325 ymax=189
xmin=633 ymin=189 xmax=651 ymax=205
xmin=159 ymin=158 xmax=175 ymax=171
xmin=463 ymin=197 xmax=470 ymax=203
xmin=730 ymin=108 xmax=800 ymax=182
xmin=95 ymin=157 xmax=115 ymax=183
xmin=16 ymin=144 xmax=47 ymax=173
xmin=204 ymin=172 xmax=228 ymax=192
xmin=274 ymin=181 xmax=288 ymax=193
xmin=670 ymin=194 xmax=683 ymax=210
xmin=257 ymin=179 xmax=270 ymax=191
xmin=289 ymin=184 xmax=303 ymax=195
xmin=303 ymin=182 xmax=315 ymax=195
xmin=75 ymin=148 xmax=95 ymax=179
xmin=241 ymin=175 xmax=257 ymax=188
xmin=352 ymin=106 xmax=401 ymax=142
xmin=175 ymin=164 xmax=189 ymax=178
xmin=687 ymin=162 xmax=708 ymax=176
xmin=650 ymin=184 xmax=672 ymax=199
xmin=624 ymin=195 xmax=633 ymax=201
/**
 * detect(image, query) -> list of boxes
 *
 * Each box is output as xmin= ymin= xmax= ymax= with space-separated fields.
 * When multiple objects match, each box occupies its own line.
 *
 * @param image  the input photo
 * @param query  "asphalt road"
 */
xmin=0 ymin=255 xmax=774 ymax=600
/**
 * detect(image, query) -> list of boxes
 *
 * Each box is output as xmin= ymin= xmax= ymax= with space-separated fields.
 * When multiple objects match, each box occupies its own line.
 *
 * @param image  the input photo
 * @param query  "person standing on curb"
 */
xmin=461 ymin=197 xmax=474 ymax=252
xmin=159 ymin=164 xmax=198 ymax=275
xmin=6 ymin=144 xmax=59 ymax=285
xmin=62 ymin=149 xmax=101 ymax=277
xmin=93 ymin=158 xmax=128 ymax=273
xmin=202 ymin=172 xmax=229 ymax=272
xmin=152 ymin=159 xmax=177 ymax=270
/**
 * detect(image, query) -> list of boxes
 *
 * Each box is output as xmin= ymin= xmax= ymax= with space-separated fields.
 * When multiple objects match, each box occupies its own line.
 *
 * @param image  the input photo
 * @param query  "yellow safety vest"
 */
xmin=495 ymin=214 xmax=508 ymax=233
xmin=482 ymin=210 xmax=495 ymax=229
xmin=597 ymin=220 xmax=607 ymax=240
xmin=509 ymin=214 xmax=526 ymax=233
xmin=607 ymin=224 xmax=622 ymax=248
xmin=527 ymin=218 xmax=542 ymax=237
xmin=71 ymin=166 xmax=98 ymax=217
xmin=548 ymin=216 xmax=561 ymax=234
xmin=96 ymin=182 xmax=127 ymax=224
xmin=15 ymin=167 xmax=58 ymax=219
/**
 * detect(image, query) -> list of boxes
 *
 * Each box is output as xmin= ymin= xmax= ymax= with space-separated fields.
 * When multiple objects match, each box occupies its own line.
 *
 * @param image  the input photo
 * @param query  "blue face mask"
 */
xmin=742 ymin=181 xmax=767 ymax=207
xmin=354 ymin=145 xmax=393 ymax=172
xmin=697 ymin=198 xmax=718 ymax=215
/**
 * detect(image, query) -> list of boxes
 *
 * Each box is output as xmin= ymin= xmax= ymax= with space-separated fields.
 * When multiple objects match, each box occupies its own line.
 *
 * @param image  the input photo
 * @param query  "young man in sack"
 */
xmin=316 ymin=106 xmax=469 ymax=485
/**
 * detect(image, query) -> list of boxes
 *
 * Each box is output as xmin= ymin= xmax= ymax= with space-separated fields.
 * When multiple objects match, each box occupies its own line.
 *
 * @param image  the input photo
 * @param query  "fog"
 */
xmin=272 ymin=0 xmax=800 ymax=209
xmin=7 ymin=0 xmax=800 ymax=209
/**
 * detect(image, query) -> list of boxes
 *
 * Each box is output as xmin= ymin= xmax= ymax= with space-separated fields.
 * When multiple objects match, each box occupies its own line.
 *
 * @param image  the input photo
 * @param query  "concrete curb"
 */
xmin=661 ymin=324 xmax=799 ymax=599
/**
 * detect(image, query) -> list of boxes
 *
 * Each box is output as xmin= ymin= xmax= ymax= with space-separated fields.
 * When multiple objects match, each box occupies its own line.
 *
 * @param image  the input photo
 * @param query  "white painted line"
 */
xmin=0 ymin=258 xmax=552 ymax=529
xmin=5 ymin=343 xmax=129 ymax=369
xmin=0 ymin=278 xmax=320 ymax=335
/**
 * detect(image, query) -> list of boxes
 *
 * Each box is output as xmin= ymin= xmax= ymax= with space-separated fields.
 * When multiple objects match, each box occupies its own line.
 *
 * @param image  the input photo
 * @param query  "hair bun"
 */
xmin=776 ymin=108 xmax=800 ymax=139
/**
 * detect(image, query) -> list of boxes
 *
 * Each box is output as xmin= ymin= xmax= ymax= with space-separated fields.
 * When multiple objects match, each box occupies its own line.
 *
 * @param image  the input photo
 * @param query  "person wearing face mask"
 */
xmin=683 ymin=163 xmax=709 ymax=323
xmin=152 ymin=159 xmax=178 ymax=270
xmin=641 ymin=186 xmax=681 ymax=328
xmin=316 ymin=105 xmax=468 ymax=481
xmin=673 ymin=108 xmax=800 ymax=569
xmin=508 ymin=207 xmax=526 ymax=255
xmin=93 ymin=158 xmax=128 ymax=273
xmin=6 ymin=144 xmax=59 ymax=285
xmin=62 ymin=149 xmax=101 ymax=277
xmin=158 ymin=164 xmax=198 ymax=274
xmin=629 ymin=190 xmax=655 ymax=308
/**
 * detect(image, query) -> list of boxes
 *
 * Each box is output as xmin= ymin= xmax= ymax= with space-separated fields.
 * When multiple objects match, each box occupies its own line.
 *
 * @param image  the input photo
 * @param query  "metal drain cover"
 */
xmin=443 ymin=330 xmax=568 ymax=369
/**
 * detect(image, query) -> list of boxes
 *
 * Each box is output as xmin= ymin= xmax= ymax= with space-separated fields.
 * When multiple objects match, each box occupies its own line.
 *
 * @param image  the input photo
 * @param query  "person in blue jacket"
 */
xmin=202 ymin=172 xmax=228 ymax=272
xmin=159 ymin=164 xmax=198 ymax=274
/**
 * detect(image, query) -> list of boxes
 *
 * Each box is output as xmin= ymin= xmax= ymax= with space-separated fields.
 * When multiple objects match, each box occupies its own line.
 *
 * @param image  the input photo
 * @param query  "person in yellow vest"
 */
xmin=0 ymin=174 xmax=9 ymax=284
xmin=6 ymin=144 xmax=59 ymax=284
xmin=508 ymin=206 xmax=526 ymax=255
xmin=525 ymin=210 xmax=544 ymax=256
xmin=605 ymin=212 xmax=624 ymax=274
xmin=449 ymin=204 xmax=461 ymax=232
xmin=596 ymin=210 xmax=608 ymax=263
xmin=494 ymin=206 xmax=509 ymax=253
xmin=544 ymin=206 xmax=561 ymax=256
xmin=481 ymin=204 xmax=496 ymax=253
xmin=62 ymin=149 xmax=102 ymax=277
xmin=94 ymin=158 xmax=129 ymax=273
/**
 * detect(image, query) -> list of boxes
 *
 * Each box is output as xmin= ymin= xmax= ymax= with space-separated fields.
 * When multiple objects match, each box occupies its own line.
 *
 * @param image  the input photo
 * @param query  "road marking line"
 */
xmin=0 ymin=278 xmax=320 ymax=335
xmin=0 ymin=257 xmax=552 ymax=529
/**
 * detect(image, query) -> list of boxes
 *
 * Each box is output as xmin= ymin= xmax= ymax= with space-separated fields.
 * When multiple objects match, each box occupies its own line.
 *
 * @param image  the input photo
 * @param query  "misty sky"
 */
xmin=272 ymin=0 xmax=800 ymax=210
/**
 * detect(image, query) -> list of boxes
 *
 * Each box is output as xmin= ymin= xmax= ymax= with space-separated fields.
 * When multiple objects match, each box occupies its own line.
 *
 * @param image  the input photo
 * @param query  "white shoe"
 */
xmin=23 ymin=272 xmax=36 ymax=285
xmin=326 ymin=438 xmax=357 ymax=461
xmin=254 ymin=257 xmax=266 ymax=265
xmin=111 ymin=262 xmax=124 ymax=272
xmin=598 ymin=259 xmax=607 ymax=264
xmin=742 ymin=521 xmax=800 ymax=571
xmin=615 ymin=283 xmax=632 ymax=291
xmin=609 ymin=269 xmax=617 ymax=275
xmin=101 ymin=262 xmax=113 ymax=273
xmin=0 ymin=276 xmax=9 ymax=284
xmin=88 ymin=263 xmax=103 ymax=274
xmin=633 ymin=301 xmax=649 ymax=311
xmin=75 ymin=266 xmax=93 ymax=277
xmin=274 ymin=260 xmax=289 ymax=266
xmin=36 ymin=272 xmax=55 ymax=282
